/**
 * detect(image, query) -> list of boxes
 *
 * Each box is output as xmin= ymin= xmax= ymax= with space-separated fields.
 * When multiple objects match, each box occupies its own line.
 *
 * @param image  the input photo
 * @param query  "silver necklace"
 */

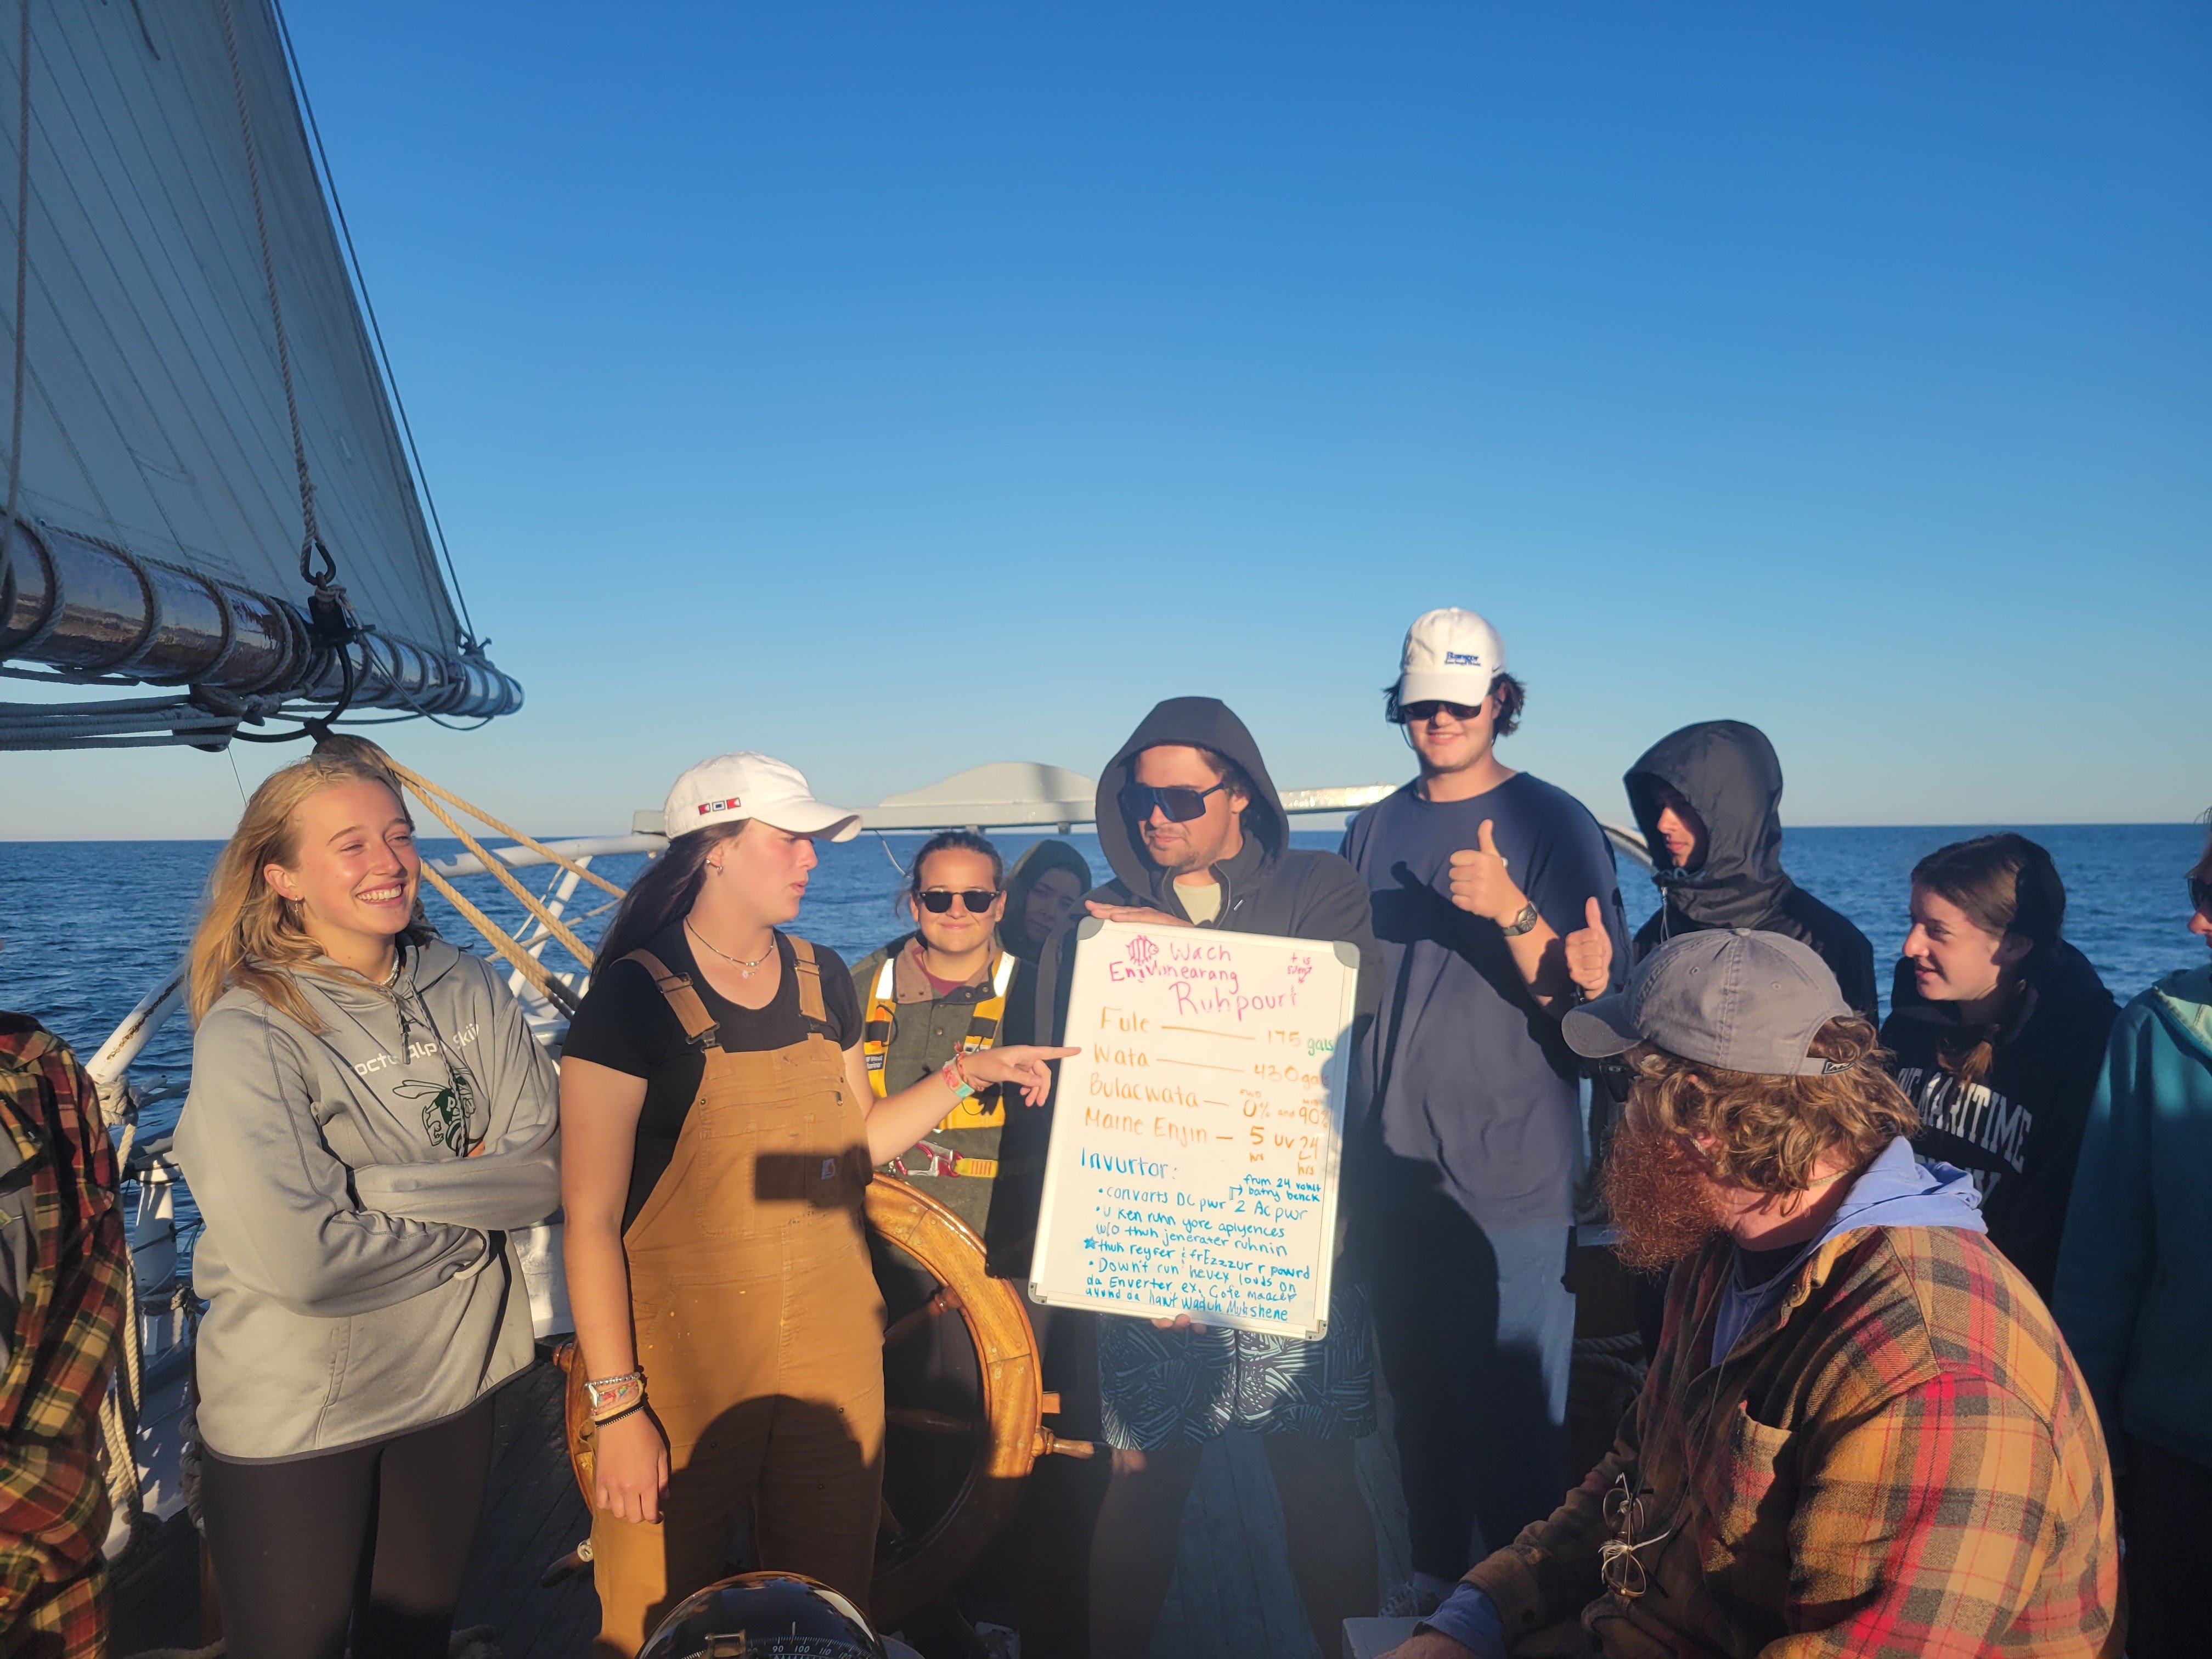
xmin=686 ymin=919 xmax=775 ymax=979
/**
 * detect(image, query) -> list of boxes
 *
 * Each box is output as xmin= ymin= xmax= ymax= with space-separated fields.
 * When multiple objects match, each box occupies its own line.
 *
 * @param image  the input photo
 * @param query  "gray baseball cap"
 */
xmin=1564 ymin=928 xmax=1855 ymax=1077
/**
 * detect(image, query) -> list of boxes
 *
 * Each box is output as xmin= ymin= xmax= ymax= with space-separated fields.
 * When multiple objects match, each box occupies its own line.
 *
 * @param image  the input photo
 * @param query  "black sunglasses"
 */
xmin=918 ymin=888 xmax=999 ymax=914
xmin=1119 ymin=780 xmax=1229 ymax=825
xmin=1397 ymin=699 xmax=1488 ymax=726
xmin=2191 ymin=874 xmax=2212 ymax=917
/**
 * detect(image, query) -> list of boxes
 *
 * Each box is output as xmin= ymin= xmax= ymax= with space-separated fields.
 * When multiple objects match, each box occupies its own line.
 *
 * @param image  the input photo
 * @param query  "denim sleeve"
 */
xmin=1418 ymin=1583 xmax=1508 ymax=1659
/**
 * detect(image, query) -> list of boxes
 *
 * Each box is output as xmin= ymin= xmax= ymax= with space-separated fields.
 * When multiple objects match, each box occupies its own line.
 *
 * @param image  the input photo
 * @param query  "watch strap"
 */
xmin=1499 ymin=899 xmax=1541 ymax=938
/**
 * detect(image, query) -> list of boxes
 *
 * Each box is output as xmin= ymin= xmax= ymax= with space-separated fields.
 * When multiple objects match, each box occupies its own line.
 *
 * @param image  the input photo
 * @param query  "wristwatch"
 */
xmin=1498 ymin=900 xmax=1541 ymax=938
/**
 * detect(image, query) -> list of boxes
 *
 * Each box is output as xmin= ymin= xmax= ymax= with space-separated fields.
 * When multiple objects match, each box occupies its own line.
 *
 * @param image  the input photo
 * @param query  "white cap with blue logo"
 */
xmin=1397 ymin=607 xmax=1507 ymax=706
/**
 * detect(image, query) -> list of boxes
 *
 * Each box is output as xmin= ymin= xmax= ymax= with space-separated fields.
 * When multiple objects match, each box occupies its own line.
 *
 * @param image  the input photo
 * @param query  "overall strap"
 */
xmin=624 ymin=950 xmax=718 ymax=1049
xmin=788 ymin=935 xmax=828 ymax=1025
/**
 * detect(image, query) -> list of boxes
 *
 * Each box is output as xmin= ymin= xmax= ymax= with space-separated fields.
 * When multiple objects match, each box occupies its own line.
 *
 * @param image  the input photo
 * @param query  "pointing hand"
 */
xmin=1565 ymin=894 xmax=1614 ymax=998
xmin=1447 ymin=820 xmax=1528 ymax=927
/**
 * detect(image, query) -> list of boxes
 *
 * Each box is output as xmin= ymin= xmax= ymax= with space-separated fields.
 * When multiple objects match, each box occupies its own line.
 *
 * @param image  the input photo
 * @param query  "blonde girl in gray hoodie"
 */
xmin=174 ymin=745 xmax=560 ymax=1659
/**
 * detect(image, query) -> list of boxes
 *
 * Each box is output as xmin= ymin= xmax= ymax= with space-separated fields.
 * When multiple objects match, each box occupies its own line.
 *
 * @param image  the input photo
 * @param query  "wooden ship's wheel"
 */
xmin=552 ymin=1176 xmax=1090 ymax=1626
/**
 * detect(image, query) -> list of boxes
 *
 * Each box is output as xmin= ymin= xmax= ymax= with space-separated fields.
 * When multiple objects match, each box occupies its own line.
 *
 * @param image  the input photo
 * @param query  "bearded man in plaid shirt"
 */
xmin=1387 ymin=929 xmax=2123 ymax=1659
xmin=1 ymin=1014 xmax=129 ymax=1659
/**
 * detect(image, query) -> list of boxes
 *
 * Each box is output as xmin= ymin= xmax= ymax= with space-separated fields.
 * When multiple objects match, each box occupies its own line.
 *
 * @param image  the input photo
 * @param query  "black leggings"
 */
xmin=199 ymin=1396 xmax=496 ymax=1659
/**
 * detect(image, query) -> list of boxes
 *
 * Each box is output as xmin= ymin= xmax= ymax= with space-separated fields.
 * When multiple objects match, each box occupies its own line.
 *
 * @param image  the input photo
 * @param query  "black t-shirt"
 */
xmin=563 ymin=924 xmax=861 ymax=1227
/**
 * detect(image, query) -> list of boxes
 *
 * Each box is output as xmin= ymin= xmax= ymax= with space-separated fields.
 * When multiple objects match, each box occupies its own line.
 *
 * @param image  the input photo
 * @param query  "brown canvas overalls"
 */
xmin=589 ymin=938 xmax=885 ymax=1656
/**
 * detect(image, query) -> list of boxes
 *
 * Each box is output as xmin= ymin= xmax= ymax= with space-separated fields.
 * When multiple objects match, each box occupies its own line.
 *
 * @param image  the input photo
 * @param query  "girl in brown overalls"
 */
xmin=558 ymin=753 xmax=1072 ymax=1655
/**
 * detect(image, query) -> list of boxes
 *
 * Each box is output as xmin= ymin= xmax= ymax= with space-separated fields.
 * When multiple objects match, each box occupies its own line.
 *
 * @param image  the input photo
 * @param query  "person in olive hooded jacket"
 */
xmin=1621 ymin=720 xmax=1878 ymax=1018
xmin=1032 ymin=696 xmax=1383 ymax=1659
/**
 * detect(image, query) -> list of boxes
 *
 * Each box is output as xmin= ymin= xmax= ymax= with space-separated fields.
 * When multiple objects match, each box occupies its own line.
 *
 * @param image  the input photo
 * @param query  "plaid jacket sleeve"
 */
xmin=1 ymin=1019 xmax=128 ymax=1647
xmin=1462 ymin=1420 xmax=1633 ymax=1640
xmin=1772 ymin=1367 xmax=2095 ymax=1658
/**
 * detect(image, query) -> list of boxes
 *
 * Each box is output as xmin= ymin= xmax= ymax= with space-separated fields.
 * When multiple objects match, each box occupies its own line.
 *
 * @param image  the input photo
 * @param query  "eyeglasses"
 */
xmin=1598 ymin=1474 xmax=1671 ymax=1601
xmin=2191 ymin=874 xmax=2212 ymax=918
xmin=1118 ymin=781 xmax=1229 ymax=825
xmin=918 ymin=888 xmax=999 ymax=914
xmin=1397 ymin=699 xmax=1487 ymax=726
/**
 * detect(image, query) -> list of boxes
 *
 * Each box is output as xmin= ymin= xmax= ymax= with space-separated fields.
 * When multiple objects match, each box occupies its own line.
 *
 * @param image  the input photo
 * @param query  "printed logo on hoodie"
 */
xmin=350 ymin=1021 xmax=481 ymax=1077
xmin=392 ymin=1071 xmax=481 ymax=1156
xmin=1895 ymin=1064 xmax=2029 ymax=1198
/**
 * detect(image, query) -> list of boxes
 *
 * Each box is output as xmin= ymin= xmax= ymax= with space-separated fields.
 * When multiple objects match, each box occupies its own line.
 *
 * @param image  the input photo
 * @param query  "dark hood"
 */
xmin=1093 ymin=697 xmax=1286 ymax=902
xmin=1624 ymin=720 xmax=1794 ymax=929
xmin=998 ymin=838 xmax=1094 ymax=961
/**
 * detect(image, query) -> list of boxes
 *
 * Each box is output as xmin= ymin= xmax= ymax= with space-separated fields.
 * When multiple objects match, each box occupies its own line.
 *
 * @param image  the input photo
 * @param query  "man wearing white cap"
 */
xmin=1342 ymin=607 xmax=1629 ymax=1618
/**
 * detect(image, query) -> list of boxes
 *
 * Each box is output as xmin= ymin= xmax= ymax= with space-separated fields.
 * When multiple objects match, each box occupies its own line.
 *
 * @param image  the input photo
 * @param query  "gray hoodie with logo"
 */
xmin=176 ymin=936 xmax=560 ymax=1461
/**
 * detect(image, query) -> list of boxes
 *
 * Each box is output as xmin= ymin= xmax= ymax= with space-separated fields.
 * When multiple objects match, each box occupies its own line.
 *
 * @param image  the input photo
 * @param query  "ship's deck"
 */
xmin=115 ymin=1355 xmax=1413 ymax=1659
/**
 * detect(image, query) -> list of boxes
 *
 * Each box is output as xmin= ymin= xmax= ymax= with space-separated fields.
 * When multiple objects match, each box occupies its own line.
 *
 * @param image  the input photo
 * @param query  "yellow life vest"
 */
xmin=863 ymin=944 xmax=1017 ymax=1146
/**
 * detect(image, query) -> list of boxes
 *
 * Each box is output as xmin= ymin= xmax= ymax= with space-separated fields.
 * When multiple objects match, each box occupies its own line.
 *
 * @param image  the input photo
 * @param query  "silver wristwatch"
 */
xmin=1498 ymin=899 xmax=1541 ymax=938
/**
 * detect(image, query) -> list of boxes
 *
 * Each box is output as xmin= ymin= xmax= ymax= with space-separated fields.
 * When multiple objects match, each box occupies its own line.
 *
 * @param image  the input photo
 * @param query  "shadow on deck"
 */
xmin=116 ymin=1356 xmax=1412 ymax=1659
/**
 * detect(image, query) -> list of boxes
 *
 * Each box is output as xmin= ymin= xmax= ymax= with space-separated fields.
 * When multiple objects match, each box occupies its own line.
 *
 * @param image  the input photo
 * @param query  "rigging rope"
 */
xmin=402 ymin=782 xmax=597 ymax=971
xmin=215 ymin=0 xmax=325 ymax=586
xmin=375 ymin=752 xmax=628 ymax=900
xmin=417 ymin=862 xmax=580 ymax=1019
xmin=5 ymin=0 xmax=31 ymax=539
xmin=312 ymin=735 xmax=633 ymax=1013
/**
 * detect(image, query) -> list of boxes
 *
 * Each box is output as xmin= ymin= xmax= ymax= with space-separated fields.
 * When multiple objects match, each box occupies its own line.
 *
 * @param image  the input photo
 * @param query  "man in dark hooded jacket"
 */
xmin=1032 ymin=696 xmax=1383 ymax=1659
xmin=1622 ymin=720 xmax=1877 ymax=1019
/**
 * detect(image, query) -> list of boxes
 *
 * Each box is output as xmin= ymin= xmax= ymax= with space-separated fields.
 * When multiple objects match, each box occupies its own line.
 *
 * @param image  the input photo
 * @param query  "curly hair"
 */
xmin=1627 ymin=1017 xmax=1920 ymax=1194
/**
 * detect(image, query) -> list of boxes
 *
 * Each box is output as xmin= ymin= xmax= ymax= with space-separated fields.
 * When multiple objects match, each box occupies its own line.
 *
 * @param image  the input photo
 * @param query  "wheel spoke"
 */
xmin=882 ymin=1285 xmax=964 ymax=1350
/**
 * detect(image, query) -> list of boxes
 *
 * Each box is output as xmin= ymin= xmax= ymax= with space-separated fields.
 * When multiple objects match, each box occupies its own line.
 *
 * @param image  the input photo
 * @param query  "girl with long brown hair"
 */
xmin=558 ymin=752 xmax=1073 ymax=1654
xmin=174 ymin=744 xmax=561 ymax=1659
xmin=1880 ymin=832 xmax=2117 ymax=1297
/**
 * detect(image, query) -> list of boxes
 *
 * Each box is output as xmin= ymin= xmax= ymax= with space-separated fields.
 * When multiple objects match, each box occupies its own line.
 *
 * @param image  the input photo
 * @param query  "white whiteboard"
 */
xmin=1028 ymin=917 xmax=1361 ymax=1340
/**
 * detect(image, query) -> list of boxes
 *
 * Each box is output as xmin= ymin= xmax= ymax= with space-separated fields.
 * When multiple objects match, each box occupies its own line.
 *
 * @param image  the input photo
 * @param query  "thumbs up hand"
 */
xmin=1565 ymin=894 xmax=1614 ymax=998
xmin=1447 ymin=820 xmax=1528 ymax=927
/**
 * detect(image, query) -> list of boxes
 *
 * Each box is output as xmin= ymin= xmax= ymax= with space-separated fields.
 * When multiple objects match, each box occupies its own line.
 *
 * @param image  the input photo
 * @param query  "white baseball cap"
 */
xmin=1397 ymin=607 xmax=1508 ymax=706
xmin=662 ymin=752 xmax=861 ymax=842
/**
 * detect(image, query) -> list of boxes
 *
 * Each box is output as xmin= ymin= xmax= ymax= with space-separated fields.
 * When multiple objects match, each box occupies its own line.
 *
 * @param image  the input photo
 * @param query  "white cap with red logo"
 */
xmin=662 ymin=752 xmax=861 ymax=842
xmin=1396 ymin=607 xmax=1508 ymax=706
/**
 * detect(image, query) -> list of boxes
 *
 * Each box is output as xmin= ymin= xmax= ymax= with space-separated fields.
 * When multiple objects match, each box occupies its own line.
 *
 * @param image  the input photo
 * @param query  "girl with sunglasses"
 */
xmin=2052 ymin=817 xmax=2212 ymax=1659
xmin=848 ymin=830 xmax=1018 ymax=1239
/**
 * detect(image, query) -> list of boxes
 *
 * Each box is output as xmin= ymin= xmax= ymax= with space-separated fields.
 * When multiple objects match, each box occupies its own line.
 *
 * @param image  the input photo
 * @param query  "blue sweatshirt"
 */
xmin=2051 ymin=962 xmax=2212 ymax=1468
xmin=1423 ymin=1137 xmax=1987 ymax=1658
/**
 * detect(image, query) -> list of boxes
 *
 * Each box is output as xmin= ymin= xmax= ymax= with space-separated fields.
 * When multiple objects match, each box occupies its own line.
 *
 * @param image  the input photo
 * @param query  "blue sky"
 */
xmin=10 ymin=1 xmax=2208 ymax=838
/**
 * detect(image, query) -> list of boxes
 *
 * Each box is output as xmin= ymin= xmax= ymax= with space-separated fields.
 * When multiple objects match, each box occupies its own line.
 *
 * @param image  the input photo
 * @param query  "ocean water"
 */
xmin=3 ymin=820 xmax=2206 ymax=1130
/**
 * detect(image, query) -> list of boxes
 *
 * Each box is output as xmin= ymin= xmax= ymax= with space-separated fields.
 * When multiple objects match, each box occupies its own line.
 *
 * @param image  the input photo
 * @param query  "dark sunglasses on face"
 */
xmin=1397 ymin=699 xmax=1487 ymax=726
xmin=1118 ymin=780 xmax=1229 ymax=826
xmin=2191 ymin=874 xmax=2212 ymax=917
xmin=918 ymin=888 xmax=999 ymax=914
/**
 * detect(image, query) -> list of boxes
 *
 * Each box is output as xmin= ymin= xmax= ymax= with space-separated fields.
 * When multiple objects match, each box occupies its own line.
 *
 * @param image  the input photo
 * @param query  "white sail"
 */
xmin=0 ymin=0 xmax=517 ymax=740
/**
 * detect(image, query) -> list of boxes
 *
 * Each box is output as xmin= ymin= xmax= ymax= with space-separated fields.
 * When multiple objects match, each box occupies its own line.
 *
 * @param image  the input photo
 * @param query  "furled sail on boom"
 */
xmin=0 ymin=0 xmax=520 ymax=748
